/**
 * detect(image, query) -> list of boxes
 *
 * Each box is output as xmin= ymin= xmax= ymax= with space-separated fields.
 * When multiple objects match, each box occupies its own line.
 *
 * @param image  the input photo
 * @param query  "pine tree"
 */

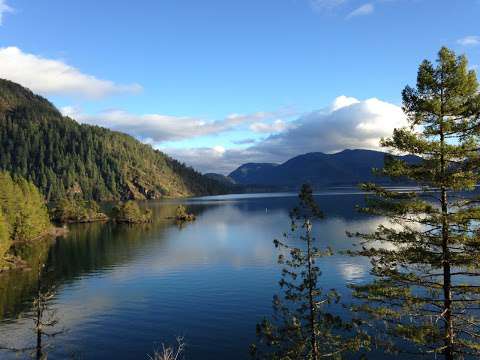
xmin=349 ymin=47 xmax=480 ymax=358
xmin=251 ymin=184 xmax=366 ymax=359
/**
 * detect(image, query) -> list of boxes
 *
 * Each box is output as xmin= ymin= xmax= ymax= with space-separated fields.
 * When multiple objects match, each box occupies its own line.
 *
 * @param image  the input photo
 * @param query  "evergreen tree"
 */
xmin=13 ymin=179 xmax=51 ymax=241
xmin=0 ymin=171 xmax=51 ymax=264
xmin=349 ymin=47 xmax=480 ymax=358
xmin=251 ymin=184 xmax=365 ymax=359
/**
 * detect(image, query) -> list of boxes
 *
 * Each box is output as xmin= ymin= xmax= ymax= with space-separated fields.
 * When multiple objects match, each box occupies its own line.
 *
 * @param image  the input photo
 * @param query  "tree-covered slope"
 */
xmin=0 ymin=79 xmax=226 ymax=201
xmin=0 ymin=171 xmax=51 ymax=262
xmin=204 ymin=173 xmax=237 ymax=185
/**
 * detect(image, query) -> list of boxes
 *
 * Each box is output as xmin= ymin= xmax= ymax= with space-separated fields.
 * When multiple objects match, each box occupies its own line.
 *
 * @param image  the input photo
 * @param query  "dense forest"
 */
xmin=0 ymin=171 xmax=51 ymax=264
xmin=0 ymin=79 xmax=228 ymax=201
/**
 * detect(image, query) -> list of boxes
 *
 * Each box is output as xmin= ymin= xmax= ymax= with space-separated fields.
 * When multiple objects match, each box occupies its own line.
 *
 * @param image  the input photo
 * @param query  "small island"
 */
xmin=111 ymin=201 xmax=152 ymax=224
xmin=175 ymin=205 xmax=196 ymax=222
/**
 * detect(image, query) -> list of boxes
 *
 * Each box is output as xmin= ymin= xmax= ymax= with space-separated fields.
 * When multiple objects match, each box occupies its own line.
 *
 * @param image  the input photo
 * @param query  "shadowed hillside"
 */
xmin=229 ymin=149 xmax=419 ymax=188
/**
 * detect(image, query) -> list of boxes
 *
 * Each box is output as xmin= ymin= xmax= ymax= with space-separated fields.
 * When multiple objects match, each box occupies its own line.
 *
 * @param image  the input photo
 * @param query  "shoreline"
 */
xmin=0 ymin=226 xmax=68 ymax=274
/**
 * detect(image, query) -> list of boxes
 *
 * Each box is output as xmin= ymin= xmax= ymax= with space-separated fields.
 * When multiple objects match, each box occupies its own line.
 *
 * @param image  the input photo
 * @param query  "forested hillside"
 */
xmin=0 ymin=79 xmax=227 ymax=201
xmin=0 ymin=171 xmax=51 ymax=263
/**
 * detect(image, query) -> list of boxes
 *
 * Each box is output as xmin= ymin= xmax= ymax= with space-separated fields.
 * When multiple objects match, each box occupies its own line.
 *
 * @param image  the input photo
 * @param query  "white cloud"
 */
xmin=250 ymin=119 xmax=289 ymax=133
xmin=61 ymin=106 xmax=293 ymax=142
xmin=458 ymin=35 xmax=480 ymax=47
xmin=168 ymin=96 xmax=407 ymax=174
xmin=250 ymin=95 xmax=406 ymax=161
xmin=330 ymin=95 xmax=360 ymax=111
xmin=0 ymin=47 xmax=142 ymax=99
xmin=212 ymin=145 xmax=226 ymax=154
xmin=0 ymin=0 xmax=13 ymax=25
xmin=346 ymin=3 xmax=374 ymax=19
xmin=63 ymin=97 xmax=406 ymax=174
xmin=164 ymin=147 xmax=261 ymax=174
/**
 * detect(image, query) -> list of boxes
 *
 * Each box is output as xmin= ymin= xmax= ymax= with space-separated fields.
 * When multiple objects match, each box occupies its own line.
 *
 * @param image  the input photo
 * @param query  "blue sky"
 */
xmin=0 ymin=0 xmax=479 ymax=173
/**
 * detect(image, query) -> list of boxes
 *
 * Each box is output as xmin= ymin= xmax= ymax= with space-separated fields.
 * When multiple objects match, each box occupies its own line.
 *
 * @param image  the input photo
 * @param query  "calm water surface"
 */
xmin=0 ymin=191 xmax=391 ymax=359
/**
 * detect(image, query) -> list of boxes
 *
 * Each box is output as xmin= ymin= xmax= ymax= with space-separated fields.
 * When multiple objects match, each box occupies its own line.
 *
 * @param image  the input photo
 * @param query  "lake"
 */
xmin=0 ymin=191 xmax=395 ymax=359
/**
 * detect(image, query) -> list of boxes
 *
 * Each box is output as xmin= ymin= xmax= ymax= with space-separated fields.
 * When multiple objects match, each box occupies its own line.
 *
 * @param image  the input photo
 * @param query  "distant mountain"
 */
xmin=0 ymin=79 xmax=227 ymax=201
xmin=228 ymin=163 xmax=278 ymax=185
xmin=228 ymin=149 xmax=419 ymax=188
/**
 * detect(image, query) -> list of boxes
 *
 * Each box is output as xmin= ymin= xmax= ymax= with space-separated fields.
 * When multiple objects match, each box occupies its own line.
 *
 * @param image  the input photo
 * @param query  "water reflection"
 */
xmin=0 ymin=239 xmax=53 ymax=319
xmin=0 ymin=192 xmax=385 ymax=359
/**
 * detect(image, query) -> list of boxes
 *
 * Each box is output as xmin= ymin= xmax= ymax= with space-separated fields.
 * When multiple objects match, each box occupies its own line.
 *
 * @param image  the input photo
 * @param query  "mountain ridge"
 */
xmin=228 ymin=149 xmax=418 ymax=188
xmin=0 ymin=79 xmax=227 ymax=201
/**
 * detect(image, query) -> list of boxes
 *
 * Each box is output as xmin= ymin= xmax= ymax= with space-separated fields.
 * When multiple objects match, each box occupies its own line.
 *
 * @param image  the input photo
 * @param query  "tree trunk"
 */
xmin=36 ymin=325 xmax=42 ymax=360
xmin=441 ymin=187 xmax=453 ymax=360
xmin=306 ymin=222 xmax=319 ymax=360
xmin=440 ymin=120 xmax=454 ymax=360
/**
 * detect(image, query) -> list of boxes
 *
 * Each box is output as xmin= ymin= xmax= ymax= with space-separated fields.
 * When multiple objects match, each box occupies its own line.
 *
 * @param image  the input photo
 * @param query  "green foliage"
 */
xmin=0 ymin=210 xmax=10 ymax=261
xmin=52 ymin=197 xmax=108 ymax=223
xmin=0 ymin=79 xmax=229 ymax=202
xmin=0 ymin=171 xmax=51 ymax=262
xmin=349 ymin=47 xmax=480 ymax=358
xmin=112 ymin=201 xmax=152 ymax=224
xmin=251 ymin=185 xmax=366 ymax=359
xmin=175 ymin=205 xmax=196 ymax=222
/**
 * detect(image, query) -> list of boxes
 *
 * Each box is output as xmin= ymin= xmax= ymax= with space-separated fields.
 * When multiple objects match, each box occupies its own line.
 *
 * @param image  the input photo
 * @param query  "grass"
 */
xmin=148 ymin=337 xmax=185 ymax=360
